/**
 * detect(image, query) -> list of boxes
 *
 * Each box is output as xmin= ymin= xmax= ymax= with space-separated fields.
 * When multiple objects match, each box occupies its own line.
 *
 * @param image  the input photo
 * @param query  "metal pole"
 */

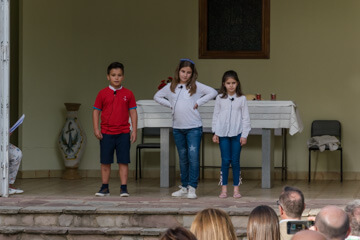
xmin=0 ymin=0 xmax=10 ymax=197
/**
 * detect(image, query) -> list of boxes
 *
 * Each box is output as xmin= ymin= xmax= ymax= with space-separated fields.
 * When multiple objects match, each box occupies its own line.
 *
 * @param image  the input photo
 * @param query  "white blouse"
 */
xmin=154 ymin=81 xmax=217 ymax=129
xmin=212 ymin=94 xmax=251 ymax=138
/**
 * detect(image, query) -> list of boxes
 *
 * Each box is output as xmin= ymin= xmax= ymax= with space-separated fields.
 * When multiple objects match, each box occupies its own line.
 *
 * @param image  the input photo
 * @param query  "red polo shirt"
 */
xmin=94 ymin=86 xmax=137 ymax=134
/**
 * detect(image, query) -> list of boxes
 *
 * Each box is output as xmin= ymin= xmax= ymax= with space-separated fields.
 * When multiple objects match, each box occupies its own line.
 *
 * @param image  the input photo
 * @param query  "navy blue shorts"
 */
xmin=100 ymin=133 xmax=130 ymax=164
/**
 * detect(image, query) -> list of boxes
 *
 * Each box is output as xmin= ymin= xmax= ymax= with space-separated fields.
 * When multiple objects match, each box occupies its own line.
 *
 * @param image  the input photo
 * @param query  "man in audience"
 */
xmin=292 ymin=230 xmax=327 ymax=240
xmin=277 ymin=186 xmax=306 ymax=240
xmin=345 ymin=200 xmax=360 ymax=240
xmin=314 ymin=205 xmax=350 ymax=240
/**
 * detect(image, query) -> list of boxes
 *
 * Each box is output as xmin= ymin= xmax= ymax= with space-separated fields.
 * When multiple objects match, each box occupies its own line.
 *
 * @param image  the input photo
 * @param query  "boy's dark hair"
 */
xmin=278 ymin=186 xmax=305 ymax=219
xmin=107 ymin=62 xmax=124 ymax=75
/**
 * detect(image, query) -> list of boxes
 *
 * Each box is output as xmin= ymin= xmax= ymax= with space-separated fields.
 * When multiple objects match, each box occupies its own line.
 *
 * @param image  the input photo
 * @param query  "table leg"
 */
xmin=262 ymin=128 xmax=275 ymax=188
xmin=282 ymin=128 xmax=287 ymax=181
xmin=201 ymin=134 xmax=205 ymax=179
xmin=160 ymin=128 xmax=176 ymax=188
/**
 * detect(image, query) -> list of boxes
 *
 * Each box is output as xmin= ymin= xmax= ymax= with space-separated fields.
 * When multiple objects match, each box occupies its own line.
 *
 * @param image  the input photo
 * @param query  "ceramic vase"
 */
xmin=58 ymin=103 xmax=86 ymax=179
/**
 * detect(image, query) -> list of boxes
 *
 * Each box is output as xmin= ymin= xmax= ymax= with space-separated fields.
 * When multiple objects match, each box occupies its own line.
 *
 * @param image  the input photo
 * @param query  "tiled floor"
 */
xmin=3 ymin=178 xmax=359 ymax=209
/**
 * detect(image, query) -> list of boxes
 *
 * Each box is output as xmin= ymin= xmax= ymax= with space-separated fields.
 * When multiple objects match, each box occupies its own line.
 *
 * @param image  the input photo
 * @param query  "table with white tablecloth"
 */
xmin=136 ymin=100 xmax=303 ymax=188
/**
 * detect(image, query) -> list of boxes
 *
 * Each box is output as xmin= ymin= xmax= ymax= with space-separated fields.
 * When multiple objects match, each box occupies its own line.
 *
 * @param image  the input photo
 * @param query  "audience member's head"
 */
xmin=278 ymin=186 xmax=305 ymax=220
xmin=315 ymin=205 xmax=350 ymax=240
xmin=345 ymin=199 xmax=360 ymax=236
xmin=160 ymin=226 xmax=197 ymax=240
xmin=247 ymin=205 xmax=280 ymax=240
xmin=292 ymin=230 xmax=327 ymax=240
xmin=190 ymin=208 xmax=237 ymax=240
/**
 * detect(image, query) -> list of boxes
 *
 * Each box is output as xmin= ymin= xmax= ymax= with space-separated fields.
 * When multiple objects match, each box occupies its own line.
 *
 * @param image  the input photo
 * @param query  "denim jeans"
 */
xmin=173 ymin=127 xmax=202 ymax=189
xmin=219 ymin=134 xmax=242 ymax=186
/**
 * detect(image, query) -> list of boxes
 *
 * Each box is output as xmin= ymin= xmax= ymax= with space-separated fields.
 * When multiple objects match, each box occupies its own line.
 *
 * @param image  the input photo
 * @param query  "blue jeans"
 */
xmin=173 ymin=127 xmax=202 ymax=189
xmin=219 ymin=134 xmax=242 ymax=186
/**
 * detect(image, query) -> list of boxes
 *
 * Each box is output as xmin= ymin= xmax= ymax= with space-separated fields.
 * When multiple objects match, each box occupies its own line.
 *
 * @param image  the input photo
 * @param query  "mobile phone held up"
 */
xmin=287 ymin=220 xmax=315 ymax=234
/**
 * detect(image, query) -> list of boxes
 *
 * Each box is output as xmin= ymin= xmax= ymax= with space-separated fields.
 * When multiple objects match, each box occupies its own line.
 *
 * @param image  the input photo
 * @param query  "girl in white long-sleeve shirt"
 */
xmin=154 ymin=59 xmax=217 ymax=199
xmin=212 ymin=70 xmax=251 ymax=199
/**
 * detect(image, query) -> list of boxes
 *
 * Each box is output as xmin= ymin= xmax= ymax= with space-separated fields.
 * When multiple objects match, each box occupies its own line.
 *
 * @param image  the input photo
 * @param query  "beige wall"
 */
xmin=19 ymin=0 xmax=360 ymax=179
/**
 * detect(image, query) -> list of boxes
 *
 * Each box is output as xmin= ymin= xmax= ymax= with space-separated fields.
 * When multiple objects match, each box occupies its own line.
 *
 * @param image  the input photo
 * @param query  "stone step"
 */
xmin=0 ymin=198 xmax=320 ymax=240
xmin=0 ymin=226 xmax=166 ymax=239
xmin=0 ymin=205 xmax=253 ymax=229
xmin=0 ymin=226 xmax=247 ymax=239
xmin=0 ymin=205 xmax=252 ymax=239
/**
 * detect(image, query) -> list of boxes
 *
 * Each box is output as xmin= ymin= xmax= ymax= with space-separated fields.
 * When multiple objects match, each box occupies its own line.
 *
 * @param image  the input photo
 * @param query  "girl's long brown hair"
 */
xmin=219 ymin=70 xmax=243 ymax=98
xmin=170 ymin=59 xmax=198 ymax=96
xmin=247 ymin=205 xmax=280 ymax=240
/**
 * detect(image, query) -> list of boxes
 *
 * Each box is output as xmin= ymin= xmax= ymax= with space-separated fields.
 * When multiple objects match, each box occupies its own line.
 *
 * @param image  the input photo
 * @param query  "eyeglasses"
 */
xmin=276 ymin=200 xmax=282 ymax=206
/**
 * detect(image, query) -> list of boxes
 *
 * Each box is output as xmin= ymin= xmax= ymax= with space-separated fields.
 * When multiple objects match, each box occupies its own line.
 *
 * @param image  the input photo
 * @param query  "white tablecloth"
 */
xmin=136 ymin=100 xmax=303 ymax=135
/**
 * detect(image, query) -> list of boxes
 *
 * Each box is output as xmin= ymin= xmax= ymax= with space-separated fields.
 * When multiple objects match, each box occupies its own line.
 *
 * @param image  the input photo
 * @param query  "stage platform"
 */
xmin=0 ymin=178 xmax=358 ymax=239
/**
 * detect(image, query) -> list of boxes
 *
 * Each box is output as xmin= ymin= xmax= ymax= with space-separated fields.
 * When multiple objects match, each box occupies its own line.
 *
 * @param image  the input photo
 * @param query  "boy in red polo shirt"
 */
xmin=93 ymin=62 xmax=137 ymax=197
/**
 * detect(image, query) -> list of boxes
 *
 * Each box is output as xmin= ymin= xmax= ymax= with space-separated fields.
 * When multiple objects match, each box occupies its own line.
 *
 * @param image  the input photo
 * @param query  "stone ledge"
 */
xmin=140 ymin=228 xmax=168 ymax=236
xmin=226 ymin=207 xmax=253 ymax=216
xmin=0 ymin=206 xmax=21 ymax=215
xmin=19 ymin=206 xmax=64 ymax=214
xmin=0 ymin=226 xmax=171 ymax=236
xmin=177 ymin=207 xmax=204 ymax=215
xmin=67 ymin=227 xmax=109 ymax=235
xmin=135 ymin=208 xmax=180 ymax=215
xmin=95 ymin=207 xmax=138 ymax=214
xmin=23 ymin=226 xmax=68 ymax=235
xmin=0 ymin=225 xmax=248 ymax=237
xmin=63 ymin=206 xmax=98 ymax=214
xmin=0 ymin=206 xmax=252 ymax=216
xmin=0 ymin=226 xmax=67 ymax=235
xmin=105 ymin=227 xmax=143 ymax=235
xmin=0 ymin=206 xmax=318 ymax=221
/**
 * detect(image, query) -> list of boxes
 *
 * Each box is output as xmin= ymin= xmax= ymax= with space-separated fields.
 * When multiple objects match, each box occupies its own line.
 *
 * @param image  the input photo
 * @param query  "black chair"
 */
xmin=308 ymin=120 xmax=342 ymax=182
xmin=135 ymin=128 xmax=160 ymax=180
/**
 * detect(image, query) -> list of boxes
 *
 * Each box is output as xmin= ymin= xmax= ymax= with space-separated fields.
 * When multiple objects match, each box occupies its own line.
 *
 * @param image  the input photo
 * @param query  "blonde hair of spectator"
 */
xmin=247 ymin=205 xmax=280 ymax=240
xmin=190 ymin=208 xmax=237 ymax=240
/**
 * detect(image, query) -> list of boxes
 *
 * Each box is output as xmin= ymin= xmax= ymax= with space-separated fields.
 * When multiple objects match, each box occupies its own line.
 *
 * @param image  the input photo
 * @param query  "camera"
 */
xmin=287 ymin=220 xmax=315 ymax=234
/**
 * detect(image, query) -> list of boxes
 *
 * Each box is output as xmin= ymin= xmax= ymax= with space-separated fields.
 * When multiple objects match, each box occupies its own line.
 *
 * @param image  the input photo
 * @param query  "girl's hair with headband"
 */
xmin=170 ymin=59 xmax=198 ymax=96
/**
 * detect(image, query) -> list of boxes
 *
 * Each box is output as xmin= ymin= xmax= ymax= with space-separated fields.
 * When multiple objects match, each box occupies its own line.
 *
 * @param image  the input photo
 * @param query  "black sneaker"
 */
xmin=120 ymin=189 xmax=129 ymax=197
xmin=95 ymin=187 xmax=110 ymax=197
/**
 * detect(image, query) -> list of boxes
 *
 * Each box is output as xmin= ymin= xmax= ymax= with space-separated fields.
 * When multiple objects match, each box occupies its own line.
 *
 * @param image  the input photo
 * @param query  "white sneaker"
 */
xmin=187 ymin=186 xmax=197 ymax=199
xmin=171 ymin=186 xmax=187 ymax=197
xmin=9 ymin=188 xmax=24 ymax=195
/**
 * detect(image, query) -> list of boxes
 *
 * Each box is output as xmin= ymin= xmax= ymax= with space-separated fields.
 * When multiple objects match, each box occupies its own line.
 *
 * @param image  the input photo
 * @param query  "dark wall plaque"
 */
xmin=199 ymin=0 xmax=270 ymax=59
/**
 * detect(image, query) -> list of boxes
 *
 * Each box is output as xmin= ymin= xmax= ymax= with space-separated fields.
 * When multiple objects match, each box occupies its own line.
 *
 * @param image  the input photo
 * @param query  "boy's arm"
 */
xmin=129 ymin=108 xmax=138 ymax=143
xmin=93 ymin=109 xmax=103 ymax=140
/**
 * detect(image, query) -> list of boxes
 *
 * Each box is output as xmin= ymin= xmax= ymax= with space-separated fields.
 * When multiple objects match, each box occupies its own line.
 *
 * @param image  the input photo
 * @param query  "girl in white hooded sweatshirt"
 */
xmin=154 ymin=59 xmax=217 ymax=199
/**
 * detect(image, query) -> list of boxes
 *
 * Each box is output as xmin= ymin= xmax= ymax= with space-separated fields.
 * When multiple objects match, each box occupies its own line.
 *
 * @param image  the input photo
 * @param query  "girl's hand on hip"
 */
xmin=240 ymin=137 xmax=247 ymax=146
xmin=193 ymin=103 xmax=198 ymax=109
xmin=212 ymin=134 xmax=219 ymax=143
